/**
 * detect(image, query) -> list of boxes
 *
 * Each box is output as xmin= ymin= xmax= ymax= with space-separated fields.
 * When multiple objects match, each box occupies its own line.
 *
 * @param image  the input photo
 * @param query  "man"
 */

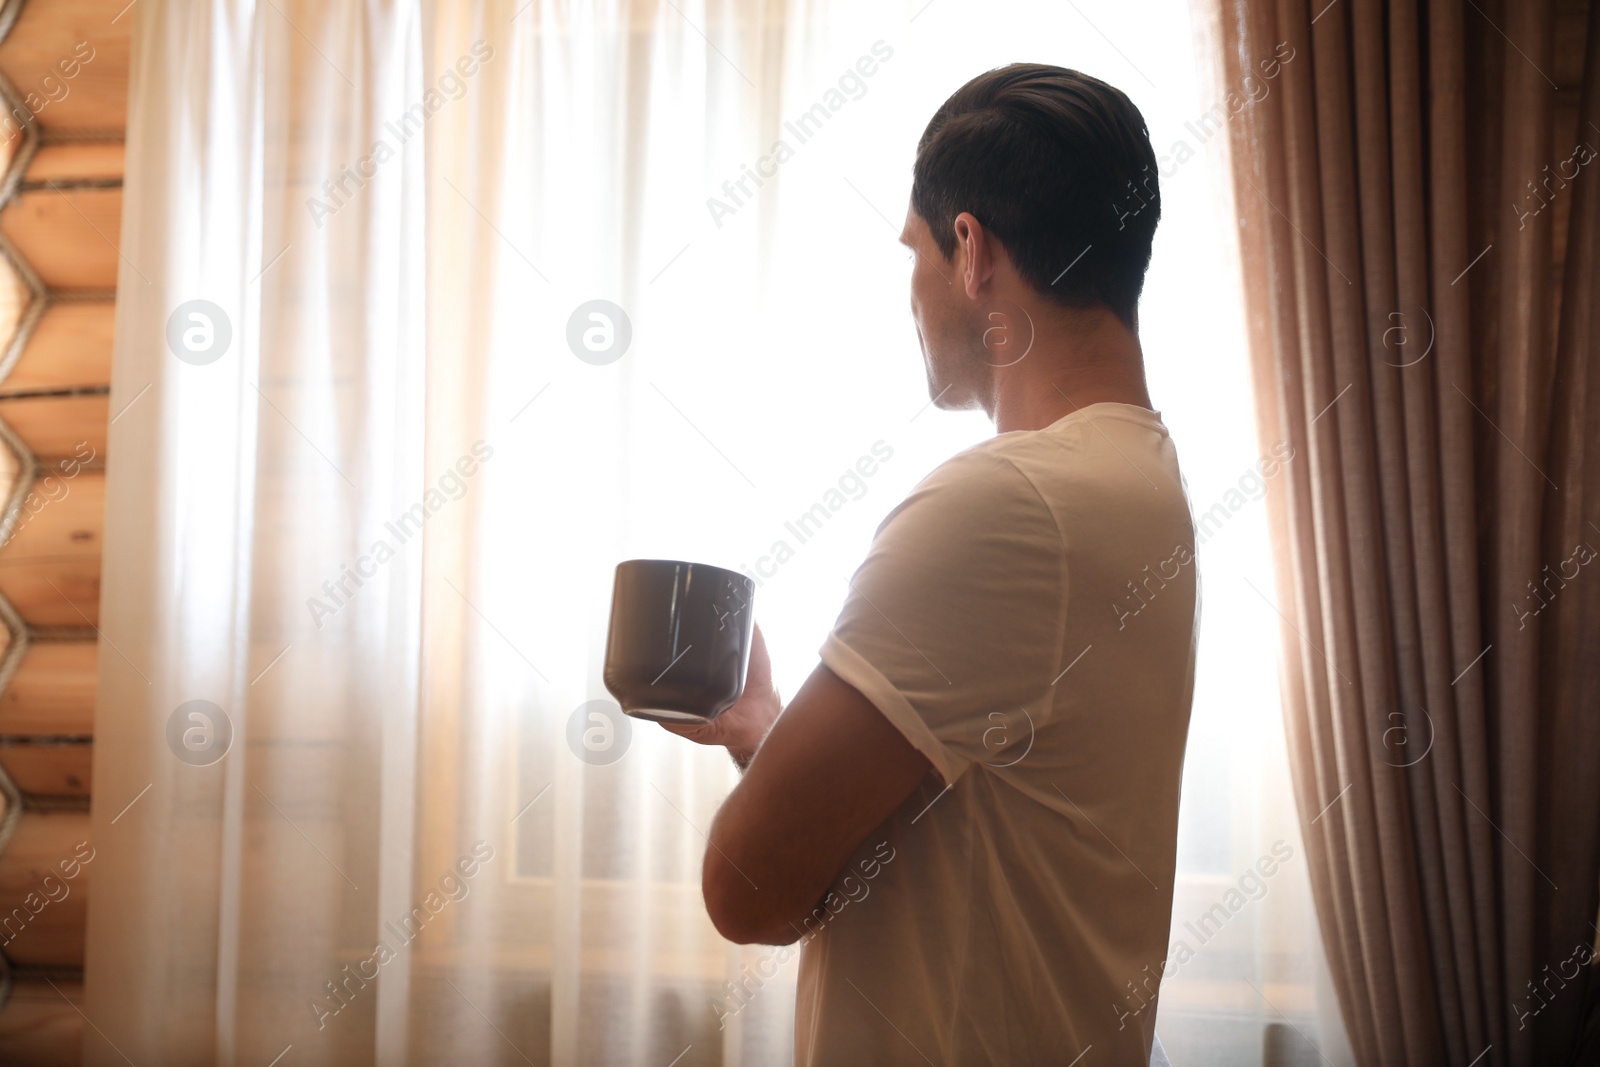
xmin=666 ymin=63 xmax=1197 ymax=1065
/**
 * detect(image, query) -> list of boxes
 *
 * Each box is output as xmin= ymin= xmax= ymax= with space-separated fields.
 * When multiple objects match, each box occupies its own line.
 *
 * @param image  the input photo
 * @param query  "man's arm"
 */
xmin=697 ymin=661 xmax=933 ymax=945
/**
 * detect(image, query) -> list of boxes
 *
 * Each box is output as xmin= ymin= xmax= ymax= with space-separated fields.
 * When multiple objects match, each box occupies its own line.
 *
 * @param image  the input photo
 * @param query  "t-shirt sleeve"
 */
xmin=818 ymin=448 xmax=1065 ymax=785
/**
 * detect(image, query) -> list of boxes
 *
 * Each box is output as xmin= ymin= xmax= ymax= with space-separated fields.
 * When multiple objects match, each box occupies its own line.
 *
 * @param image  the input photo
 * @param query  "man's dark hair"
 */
xmin=911 ymin=63 xmax=1160 ymax=328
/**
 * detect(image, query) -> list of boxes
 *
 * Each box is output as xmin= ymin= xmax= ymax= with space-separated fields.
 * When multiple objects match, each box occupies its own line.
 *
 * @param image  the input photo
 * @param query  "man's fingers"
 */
xmin=661 ymin=721 xmax=721 ymax=744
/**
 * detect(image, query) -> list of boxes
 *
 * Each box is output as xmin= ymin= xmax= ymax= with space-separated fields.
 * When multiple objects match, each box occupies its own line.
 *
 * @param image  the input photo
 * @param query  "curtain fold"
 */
xmin=1197 ymin=0 xmax=1600 ymax=1063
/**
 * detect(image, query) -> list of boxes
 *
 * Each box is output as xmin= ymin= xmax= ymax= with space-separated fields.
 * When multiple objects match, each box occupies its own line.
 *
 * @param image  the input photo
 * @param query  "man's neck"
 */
xmin=989 ymin=309 xmax=1152 ymax=433
xmin=993 ymin=374 xmax=1153 ymax=433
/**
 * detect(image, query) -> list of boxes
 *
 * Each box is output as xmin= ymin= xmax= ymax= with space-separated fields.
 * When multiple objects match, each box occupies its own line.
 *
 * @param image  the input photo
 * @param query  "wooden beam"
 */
xmin=0 ymin=187 xmax=121 ymax=292
xmin=0 ymin=471 xmax=103 ymax=628
xmin=0 ymin=741 xmax=90 ymax=796
xmin=0 ymin=567 xmax=99 ymax=629
xmin=0 ymin=979 xmax=82 ymax=1067
xmin=22 ymin=142 xmax=123 ymax=185
xmin=0 ymin=811 xmax=92 ymax=967
xmin=0 ymin=300 xmax=114 ymax=395
xmin=0 ymin=1 xmax=131 ymax=137
xmin=0 ymin=395 xmax=106 ymax=459
xmin=0 ymin=642 xmax=96 ymax=737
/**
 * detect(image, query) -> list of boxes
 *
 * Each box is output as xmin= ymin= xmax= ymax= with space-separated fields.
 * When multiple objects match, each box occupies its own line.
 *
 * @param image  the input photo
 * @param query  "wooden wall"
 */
xmin=0 ymin=0 xmax=125 ymax=1063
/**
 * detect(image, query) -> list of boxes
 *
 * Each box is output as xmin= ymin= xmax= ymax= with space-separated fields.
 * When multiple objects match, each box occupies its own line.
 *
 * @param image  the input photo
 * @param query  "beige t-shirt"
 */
xmin=795 ymin=403 xmax=1198 ymax=1066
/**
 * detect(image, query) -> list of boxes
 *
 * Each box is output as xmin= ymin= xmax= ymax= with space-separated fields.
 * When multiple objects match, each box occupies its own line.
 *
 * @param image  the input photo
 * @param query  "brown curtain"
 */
xmin=1191 ymin=0 xmax=1600 ymax=1064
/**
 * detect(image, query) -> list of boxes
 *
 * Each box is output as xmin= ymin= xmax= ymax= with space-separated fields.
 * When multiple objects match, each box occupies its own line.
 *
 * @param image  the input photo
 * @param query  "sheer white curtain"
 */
xmin=90 ymin=1 xmax=811 ymax=1063
xmin=84 ymin=1 xmax=1344 ymax=1065
xmin=86 ymin=2 xmax=435 ymax=1064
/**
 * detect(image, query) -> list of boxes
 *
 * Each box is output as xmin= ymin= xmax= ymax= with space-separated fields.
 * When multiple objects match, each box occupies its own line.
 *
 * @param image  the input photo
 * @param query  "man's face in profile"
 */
xmin=900 ymin=207 xmax=970 ymax=409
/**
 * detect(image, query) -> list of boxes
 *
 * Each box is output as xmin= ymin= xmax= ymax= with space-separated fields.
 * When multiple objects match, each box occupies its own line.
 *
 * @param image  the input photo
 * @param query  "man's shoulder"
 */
xmin=915 ymin=429 xmax=1057 ymax=492
xmin=910 ymin=417 xmax=1115 ymax=507
xmin=865 ymin=441 xmax=1059 ymax=564
xmin=891 ymin=438 xmax=1050 ymax=528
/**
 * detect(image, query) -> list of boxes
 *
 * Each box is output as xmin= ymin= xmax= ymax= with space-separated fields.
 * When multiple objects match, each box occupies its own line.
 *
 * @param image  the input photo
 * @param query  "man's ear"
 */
xmin=952 ymin=211 xmax=991 ymax=299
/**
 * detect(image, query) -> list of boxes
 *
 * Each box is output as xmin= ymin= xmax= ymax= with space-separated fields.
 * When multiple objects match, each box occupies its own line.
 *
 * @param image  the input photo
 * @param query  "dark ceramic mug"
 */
xmin=603 ymin=559 xmax=756 ymax=723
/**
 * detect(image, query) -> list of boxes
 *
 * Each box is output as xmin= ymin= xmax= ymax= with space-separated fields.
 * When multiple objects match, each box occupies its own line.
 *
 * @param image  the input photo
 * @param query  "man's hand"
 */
xmin=660 ymin=621 xmax=782 ymax=768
